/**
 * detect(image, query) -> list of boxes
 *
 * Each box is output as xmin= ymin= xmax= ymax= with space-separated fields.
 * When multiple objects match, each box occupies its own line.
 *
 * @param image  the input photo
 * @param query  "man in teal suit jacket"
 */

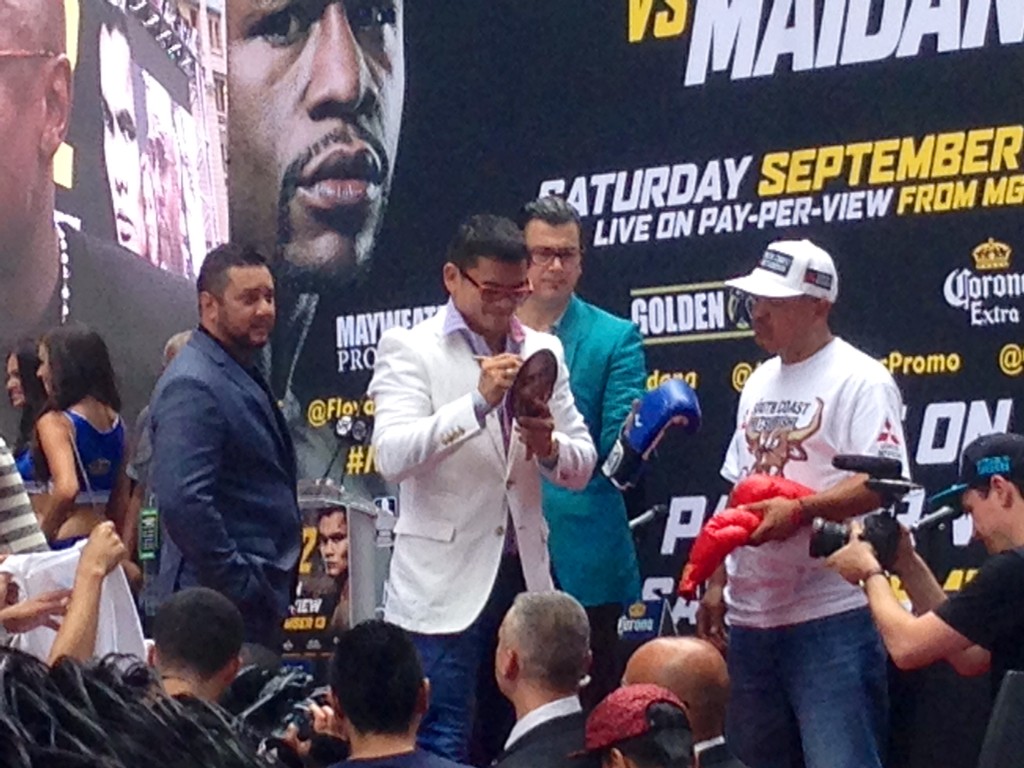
xmin=517 ymin=196 xmax=645 ymax=709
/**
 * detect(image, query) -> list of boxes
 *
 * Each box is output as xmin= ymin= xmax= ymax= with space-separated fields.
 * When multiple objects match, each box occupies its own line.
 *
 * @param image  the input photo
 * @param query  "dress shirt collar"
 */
xmin=504 ymin=694 xmax=582 ymax=750
xmin=441 ymin=298 xmax=525 ymax=356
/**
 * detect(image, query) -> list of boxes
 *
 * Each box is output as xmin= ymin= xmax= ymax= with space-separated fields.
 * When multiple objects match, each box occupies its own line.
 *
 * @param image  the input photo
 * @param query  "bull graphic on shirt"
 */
xmin=744 ymin=398 xmax=823 ymax=476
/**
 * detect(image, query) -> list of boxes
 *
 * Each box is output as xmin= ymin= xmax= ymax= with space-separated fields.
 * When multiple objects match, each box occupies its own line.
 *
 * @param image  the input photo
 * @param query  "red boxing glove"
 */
xmin=726 ymin=474 xmax=814 ymax=508
xmin=677 ymin=475 xmax=815 ymax=599
xmin=678 ymin=508 xmax=762 ymax=598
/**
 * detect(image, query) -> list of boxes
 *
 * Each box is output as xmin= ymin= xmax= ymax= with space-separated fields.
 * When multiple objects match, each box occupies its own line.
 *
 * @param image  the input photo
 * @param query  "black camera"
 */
xmin=807 ymin=454 xmax=918 ymax=571
xmin=275 ymin=685 xmax=333 ymax=742
xmin=808 ymin=512 xmax=901 ymax=570
xmin=222 ymin=666 xmax=348 ymax=768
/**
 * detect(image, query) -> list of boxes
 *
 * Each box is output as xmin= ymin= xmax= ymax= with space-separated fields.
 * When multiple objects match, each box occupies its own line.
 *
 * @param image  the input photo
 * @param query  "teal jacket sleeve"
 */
xmin=598 ymin=322 xmax=647 ymax=462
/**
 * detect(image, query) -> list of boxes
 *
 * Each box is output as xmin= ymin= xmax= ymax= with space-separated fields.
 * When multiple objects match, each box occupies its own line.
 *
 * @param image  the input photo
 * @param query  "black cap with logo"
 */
xmin=930 ymin=433 xmax=1024 ymax=509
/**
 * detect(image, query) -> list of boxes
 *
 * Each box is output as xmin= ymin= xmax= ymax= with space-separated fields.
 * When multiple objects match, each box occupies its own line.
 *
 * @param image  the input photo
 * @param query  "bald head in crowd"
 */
xmin=623 ymin=637 xmax=730 ymax=743
xmin=0 ymin=0 xmax=74 ymax=337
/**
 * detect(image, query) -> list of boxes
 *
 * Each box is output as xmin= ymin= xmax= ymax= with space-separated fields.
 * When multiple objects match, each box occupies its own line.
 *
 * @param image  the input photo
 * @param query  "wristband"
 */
xmin=858 ymin=569 xmax=886 ymax=589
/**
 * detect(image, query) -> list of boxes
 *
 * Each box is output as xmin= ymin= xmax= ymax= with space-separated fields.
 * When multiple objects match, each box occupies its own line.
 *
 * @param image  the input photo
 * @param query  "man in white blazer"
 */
xmin=369 ymin=214 xmax=597 ymax=763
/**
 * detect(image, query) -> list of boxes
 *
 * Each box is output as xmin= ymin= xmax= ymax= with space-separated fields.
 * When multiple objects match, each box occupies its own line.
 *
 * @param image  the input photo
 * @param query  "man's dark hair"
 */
xmin=0 ymin=651 xmax=270 ymax=768
xmin=328 ymin=620 xmax=423 ymax=736
xmin=40 ymin=322 xmax=121 ymax=413
xmin=446 ymin=214 xmax=528 ymax=271
xmin=518 ymin=195 xmax=584 ymax=245
xmin=152 ymin=588 xmax=244 ymax=679
xmin=197 ymin=243 xmax=269 ymax=297
xmin=602 ymin=703 xmax=692 ymax=768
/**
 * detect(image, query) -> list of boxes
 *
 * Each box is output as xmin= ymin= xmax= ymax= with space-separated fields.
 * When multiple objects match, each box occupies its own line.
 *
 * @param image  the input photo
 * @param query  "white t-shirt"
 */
xmin=720 ymin=337 xmax=908 ymax=629
xmin=0 ymin=543 xmax=145 ymax=661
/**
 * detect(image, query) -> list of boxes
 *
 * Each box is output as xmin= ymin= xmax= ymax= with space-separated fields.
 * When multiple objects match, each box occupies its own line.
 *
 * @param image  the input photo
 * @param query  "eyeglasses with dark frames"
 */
xmin=528 ymin=246 xmax=582 ymax=267
xmin=459 ymin=269 xmax=532 ymax=304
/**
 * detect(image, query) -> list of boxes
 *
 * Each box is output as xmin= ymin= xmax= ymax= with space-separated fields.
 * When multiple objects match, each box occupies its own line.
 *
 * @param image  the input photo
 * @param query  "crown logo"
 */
xmin=628 ymin=602 xmax=647 ymax=619
xmin=972 ymin=238 xmax=1011 ymax=271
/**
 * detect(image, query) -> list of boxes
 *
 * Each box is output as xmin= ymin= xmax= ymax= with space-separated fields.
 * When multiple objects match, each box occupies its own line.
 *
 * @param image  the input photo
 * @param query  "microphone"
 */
xmin=629 ymin=504 xmax=668 ymax=530
xmin=865 ymin=478 xmax=922 ymax=497
xmin=912 ymin=505 xmax=962 ymax=531
xmin=832 ymin=454 xmax=903 ymax=479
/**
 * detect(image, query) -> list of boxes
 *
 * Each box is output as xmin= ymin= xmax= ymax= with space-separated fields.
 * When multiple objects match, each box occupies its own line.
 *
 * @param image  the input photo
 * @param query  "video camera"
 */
xmin=807 ymin=455 xmax=918 ymax=570
xmin=222 ymin=665 xmax=348 ymax=768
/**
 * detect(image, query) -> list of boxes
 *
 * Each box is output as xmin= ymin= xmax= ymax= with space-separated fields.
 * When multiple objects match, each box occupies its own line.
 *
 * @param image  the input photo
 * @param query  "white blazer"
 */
xmin=369 ymin=309 xmax=597 ymax=634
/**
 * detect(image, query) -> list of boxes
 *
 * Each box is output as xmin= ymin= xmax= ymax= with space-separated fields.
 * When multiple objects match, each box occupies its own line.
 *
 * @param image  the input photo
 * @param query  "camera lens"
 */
xmin=808 ymin=518 xmax=850 ymax=559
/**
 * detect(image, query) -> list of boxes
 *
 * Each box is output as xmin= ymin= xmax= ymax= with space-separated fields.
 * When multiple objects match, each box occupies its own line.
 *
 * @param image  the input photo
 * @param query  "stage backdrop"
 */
xmin=4 ymin=2 xmax=1017 ymax=766
xmin=58 ymin=0 xmax=209 ymax=280
xmin=221 ymin=3 xmax=1024 ymax=764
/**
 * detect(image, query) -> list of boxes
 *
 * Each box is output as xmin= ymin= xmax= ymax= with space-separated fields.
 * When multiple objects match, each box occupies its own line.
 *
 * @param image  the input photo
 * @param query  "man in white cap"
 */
xmin=698 ymin=239 xmax=908 ymax=768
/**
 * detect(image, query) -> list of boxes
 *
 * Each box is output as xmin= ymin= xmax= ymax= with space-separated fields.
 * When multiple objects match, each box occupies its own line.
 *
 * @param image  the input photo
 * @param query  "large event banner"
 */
xmin=0 ymin=0 xmax=217 ymax=438
xmin=219 ymin=1 xmax=1023 ymax=763
xmin=60 ymin=0 xmax=209 ymax=279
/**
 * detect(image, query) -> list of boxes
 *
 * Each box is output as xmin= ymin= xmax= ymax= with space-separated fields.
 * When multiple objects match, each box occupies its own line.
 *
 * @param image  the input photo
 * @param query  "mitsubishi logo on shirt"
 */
xmin=877 ymin=419 xmax=901 ymax=446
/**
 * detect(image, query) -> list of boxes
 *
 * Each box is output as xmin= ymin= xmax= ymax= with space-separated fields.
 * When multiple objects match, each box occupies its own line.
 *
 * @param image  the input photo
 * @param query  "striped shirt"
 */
xmin=0 ymin=439 xmax=48 ymax=554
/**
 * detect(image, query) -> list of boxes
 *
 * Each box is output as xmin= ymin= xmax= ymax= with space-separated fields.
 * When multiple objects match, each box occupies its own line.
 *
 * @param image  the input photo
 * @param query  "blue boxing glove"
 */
xmin=602 ymin=379 xmax=701 ymax=491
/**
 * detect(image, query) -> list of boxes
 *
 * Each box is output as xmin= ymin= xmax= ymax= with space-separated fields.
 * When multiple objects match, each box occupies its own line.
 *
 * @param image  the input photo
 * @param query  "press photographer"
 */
xmin=827 ymin=432 xmax=1024 ymax=694
xmin=275 ymin=619 xmax=471 ymax=768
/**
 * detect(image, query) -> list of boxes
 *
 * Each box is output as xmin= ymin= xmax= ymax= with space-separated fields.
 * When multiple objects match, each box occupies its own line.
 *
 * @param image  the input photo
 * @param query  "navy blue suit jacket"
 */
xmin=149 ymin=330 xmax=301 ymax=646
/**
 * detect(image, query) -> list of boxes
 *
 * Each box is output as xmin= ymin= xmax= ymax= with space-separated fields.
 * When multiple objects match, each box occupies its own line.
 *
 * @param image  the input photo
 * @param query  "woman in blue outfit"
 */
xmin=5 ymin=339 xmax=48 ymax=490
xmin=33 ymin=323 xmax=127 ymax=549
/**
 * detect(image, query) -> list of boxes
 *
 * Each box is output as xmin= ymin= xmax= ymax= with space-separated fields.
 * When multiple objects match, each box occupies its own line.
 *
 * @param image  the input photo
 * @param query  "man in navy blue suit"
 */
xmin=149 ymin=244 xmax=301 ymax=656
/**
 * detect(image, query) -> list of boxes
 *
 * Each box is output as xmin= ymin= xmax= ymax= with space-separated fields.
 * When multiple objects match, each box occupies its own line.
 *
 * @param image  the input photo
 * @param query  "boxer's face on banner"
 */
xmin=227 ymin=0 xmax=404 ymax=278
xmin=0 ymin=36 xmax=51 ymax=241
xmin=99 ymin=23 xmax=145 ymax=256
xmin=0 ymin=65 xmax=33 ymax=238
xmin=317 ymin=509 xmax=348 ymax=578
xmin=524 ymin=220 xmax=583 ymax=306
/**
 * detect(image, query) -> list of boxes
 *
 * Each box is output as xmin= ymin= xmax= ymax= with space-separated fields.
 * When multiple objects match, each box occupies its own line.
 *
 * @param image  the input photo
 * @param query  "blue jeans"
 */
xmin=726 ymin=607 xmax=888 ymax=768
xmin=410 ymin=555 xmax=524 ymax=763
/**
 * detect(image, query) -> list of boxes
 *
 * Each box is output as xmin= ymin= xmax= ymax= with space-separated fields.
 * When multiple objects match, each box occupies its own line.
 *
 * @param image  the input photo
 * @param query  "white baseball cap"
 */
xmin=725 ymin=239 xmax=839 ymax=303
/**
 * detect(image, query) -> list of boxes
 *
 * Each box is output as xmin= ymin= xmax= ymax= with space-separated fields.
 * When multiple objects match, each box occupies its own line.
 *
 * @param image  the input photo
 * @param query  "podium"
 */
xmin=286 ymin=480 xmax=394 ymax=658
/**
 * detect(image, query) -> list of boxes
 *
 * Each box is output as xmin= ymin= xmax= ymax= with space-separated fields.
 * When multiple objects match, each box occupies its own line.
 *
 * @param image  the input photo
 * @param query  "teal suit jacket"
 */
xmin=542 ymin=295 xmax=644 ymax=606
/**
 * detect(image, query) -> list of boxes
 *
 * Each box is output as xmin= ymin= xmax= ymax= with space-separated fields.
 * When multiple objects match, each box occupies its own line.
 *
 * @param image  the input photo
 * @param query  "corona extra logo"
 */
xmin=944 ymin=238 xmax=1023 ymax=326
